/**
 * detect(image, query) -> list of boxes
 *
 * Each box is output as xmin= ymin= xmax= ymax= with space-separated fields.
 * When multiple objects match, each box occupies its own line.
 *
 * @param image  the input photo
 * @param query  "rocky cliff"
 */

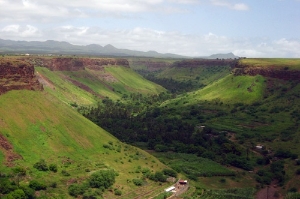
xmin=25 ymin=57 xmax=130 ymax=71
xmin=0 ymin=59 xmax=43 ymax=95
xmin=233 ymin=62 xmax=300 ymax=80
xmin=172 ymin=59 xmax=237 ymax=68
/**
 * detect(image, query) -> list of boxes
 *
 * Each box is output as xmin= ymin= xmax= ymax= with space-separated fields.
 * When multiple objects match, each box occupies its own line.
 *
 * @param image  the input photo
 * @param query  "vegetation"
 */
xmin=0 ymin=90 xmax=168 ymax=198
xmin=1 ymin=57 xmax=300 ymax=198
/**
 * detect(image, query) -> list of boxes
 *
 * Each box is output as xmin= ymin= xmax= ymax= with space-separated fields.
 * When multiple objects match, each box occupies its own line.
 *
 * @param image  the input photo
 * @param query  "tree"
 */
xmin=88 ymin=170 xmax=116 ymax=189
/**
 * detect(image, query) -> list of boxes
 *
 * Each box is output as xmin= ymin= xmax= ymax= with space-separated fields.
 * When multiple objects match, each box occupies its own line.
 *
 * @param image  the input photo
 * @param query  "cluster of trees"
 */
xmin=82 ymin=98 xmax=254 ymax=171
xmin=68 ymin=170 xmax=117 ymax=197
xmin=0 ymin=168 xmax=50 ymax=199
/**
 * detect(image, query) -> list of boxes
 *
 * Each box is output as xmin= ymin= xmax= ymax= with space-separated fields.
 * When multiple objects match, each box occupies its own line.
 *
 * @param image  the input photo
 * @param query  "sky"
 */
xmin=0 ymin=0 xmax=299 ymax=57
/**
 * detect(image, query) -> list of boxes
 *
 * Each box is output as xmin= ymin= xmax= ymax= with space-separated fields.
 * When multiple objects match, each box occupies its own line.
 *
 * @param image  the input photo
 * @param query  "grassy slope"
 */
xmin=105 ymin=66 xmax=165 ymax=94
xmin=0 ymin=90 xmax=169 ymax=198
xmin=157 ymin=65 xmax=231 ymax=85
xmin=36 ymin=67 xmax=98 ymax=106
xmin=36 ymin=65 xmax=165 ymax=106
xmin=162 ymin=74 xmax=266 ymax=107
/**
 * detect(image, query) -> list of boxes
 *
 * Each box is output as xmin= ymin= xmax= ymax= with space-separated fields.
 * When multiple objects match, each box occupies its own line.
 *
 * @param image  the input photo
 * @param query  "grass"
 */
xmin=105 ymin=66 xmax=166 ymax=94
xmin=162 ymin=74 xmax=266 ymax=106
xmin=0 ymin=90 xmax=169 ymax=198
xmin=36 ymin=65 xmax=165 ymax=105
xmin=36 ymin=67 xmax=98 ymax=106
xmin=239 ymin=58 xmax=300 ymax=70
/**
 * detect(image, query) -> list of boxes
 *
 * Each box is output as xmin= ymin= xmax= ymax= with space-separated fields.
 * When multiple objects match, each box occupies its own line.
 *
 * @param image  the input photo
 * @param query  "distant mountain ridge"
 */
xmin=0 ymin=38 xmax=187 ymax=58
xmin=0 ymin=38 xmax=239 ymax=59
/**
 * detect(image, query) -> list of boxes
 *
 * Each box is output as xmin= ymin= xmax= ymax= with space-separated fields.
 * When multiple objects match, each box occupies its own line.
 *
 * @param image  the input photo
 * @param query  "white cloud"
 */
xmin=2 ymin=24 xmax=298 ymax=58
xmin=0 ymin=24 xmax=41 ymax=39
xmin=210 ymin=0 xmax=249 ymax=10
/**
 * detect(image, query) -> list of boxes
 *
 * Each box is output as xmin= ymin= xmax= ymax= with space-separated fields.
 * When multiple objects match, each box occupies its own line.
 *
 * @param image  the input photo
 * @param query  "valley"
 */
xmin=0 ymin=55 xmax=300 ymax=198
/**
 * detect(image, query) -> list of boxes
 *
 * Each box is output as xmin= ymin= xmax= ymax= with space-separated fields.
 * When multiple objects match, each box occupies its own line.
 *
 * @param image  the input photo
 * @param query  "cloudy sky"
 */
xmin=0 ymin=0 xmax=299 ymax=57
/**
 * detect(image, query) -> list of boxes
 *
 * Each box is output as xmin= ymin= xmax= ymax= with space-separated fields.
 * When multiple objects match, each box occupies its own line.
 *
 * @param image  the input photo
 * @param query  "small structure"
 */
xmin=256 ymin=145 xmax=263 ymax=150
xmin=165 ymin=186 xmax=176 ymax=192
xmin=178 ymin=180 xmax=188 ymax=185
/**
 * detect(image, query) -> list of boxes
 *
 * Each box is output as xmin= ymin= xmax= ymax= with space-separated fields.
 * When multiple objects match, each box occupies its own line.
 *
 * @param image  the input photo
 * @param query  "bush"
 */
xmin=296 ymin=169 xmax=300 ymax=175
xmin=49 ymin=164 xmax=58 ymax=173
xmin=19 ymin=186 xmax=35 ymax=199
xmin=4 ymin=189 xmax=26 ymax=199
xmin=132 ymin=179 xmax=143 ymax=186
xmin=68 ymin=184 xmax=87 ymax=197
xmin=219 ymin=178 xmax=226 ymax=183
xmin=33 ymin=159 xmax=48 ymax=171
xmin=88 ymin=170 xmax=116 ymax=189
xmin=114 ymin=189 xmax=122 ymax=196
xmin=49 ymin=182 xmax=57 ymax=188
xmin=29 ymin=180 xmax=47 ymax=191
xmin=162 ymin=169 xmax=177 ymax=178
xmin=12 ymin=167 xmax=26 ymax=176
xmin=82 ymin=189 xmax=100 ymax=199
xmin=61 ymin=170 xmax=70 ymax=176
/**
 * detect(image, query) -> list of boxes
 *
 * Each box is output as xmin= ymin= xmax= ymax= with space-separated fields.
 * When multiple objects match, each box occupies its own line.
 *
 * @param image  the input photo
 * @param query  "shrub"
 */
xmin=132 ymin=179 xmax=143 ymax=186
xmin=61 ymin=170 xmax=70 ymax=176
xmin=4 ymin=189 xmax=26 ymax=199
xmin=88 ymin=170 xmax=116 ymax=189
xmin=114 ymin=189 xmax=122 ymax=196
xmin=33 ymin=159 xmax=48 ymax=171
xmin=29 ymin=180 xmax=47 ymax=191
xmin=219 ymin=178 xmax=226 ymax=183
xmin=19 ymin=186 xmax=35 ymax=199
xmin=162 ymin=169 xmax=177 ymax=178
xmin=12 ymin=167 xmax=26 ymax=176
xmin=49 ymin=182 xmax=57 ymax=188
xmin=68 ymin=184 xmax=86 ymax=197
xmin=49 ymin=164 xmax=58 ymax=173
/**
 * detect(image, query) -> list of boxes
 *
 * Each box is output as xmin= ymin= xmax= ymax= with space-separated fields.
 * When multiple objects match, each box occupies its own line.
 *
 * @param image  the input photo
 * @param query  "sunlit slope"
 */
xmin=36 ymin=67 xmax=99 ymax=106
xmin=105 ymin=66 xmax=166 ymax=94
xmin=157 ymin=65 xmax=231 ymax=85
xmin=0 ymin=90 xmax=167 ymax=198
xmin=162 ymin=74 xmax=266 ymax=106
xmin=36 ymin=65 xmax=166 ymax=106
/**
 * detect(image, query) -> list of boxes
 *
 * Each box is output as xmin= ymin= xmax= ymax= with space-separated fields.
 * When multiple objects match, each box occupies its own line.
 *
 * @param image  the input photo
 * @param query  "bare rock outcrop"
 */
xmin=0 ymin=59 xmax=43 ymax=95
xmin=233 ymin=62 xmax=300 ymax=80
xmin=25 ymin=57 xmax=130 ymax=71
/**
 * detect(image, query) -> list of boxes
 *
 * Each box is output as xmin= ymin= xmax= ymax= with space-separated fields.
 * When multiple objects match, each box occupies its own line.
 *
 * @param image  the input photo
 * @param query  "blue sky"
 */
xmin=0 ymin=0 xmax=299 ymax=57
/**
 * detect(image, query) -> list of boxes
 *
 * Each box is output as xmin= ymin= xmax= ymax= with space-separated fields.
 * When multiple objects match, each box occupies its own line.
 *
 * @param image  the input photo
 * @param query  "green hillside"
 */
xmin=162 ymin=74 xmax=266 ymax=106
xmin=0 ymin=90 xmax=170 ymax=198
xmin=36 ymin=64 xmax=165 ymax=106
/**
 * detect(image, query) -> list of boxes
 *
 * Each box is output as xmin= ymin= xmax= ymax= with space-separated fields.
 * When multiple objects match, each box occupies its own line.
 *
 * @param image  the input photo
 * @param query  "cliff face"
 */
xmin=0 ymin=59 xmax=43 ymax=95
xmin=233 ymin=62 xmax=300 ymax=80
xmin=26 ymin=57 xmax=130 ymax=71
xmin=172 ymin=59 xmax=237 ymax=68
